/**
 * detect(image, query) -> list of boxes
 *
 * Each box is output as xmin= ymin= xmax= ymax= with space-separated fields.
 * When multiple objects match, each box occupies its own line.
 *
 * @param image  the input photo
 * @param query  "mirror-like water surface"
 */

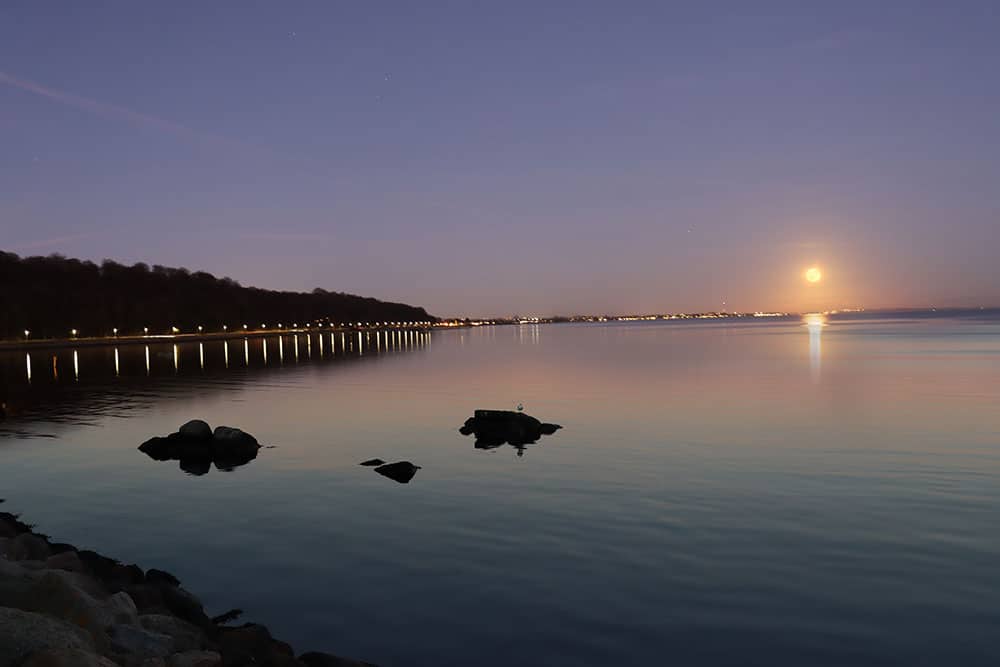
xmin=1 ymin=316 xmax=999 ymax=666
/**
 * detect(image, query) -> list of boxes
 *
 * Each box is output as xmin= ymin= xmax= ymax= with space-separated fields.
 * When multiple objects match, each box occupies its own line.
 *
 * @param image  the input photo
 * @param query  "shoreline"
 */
xmin=0 ymin=503 xmax=374 ymax=666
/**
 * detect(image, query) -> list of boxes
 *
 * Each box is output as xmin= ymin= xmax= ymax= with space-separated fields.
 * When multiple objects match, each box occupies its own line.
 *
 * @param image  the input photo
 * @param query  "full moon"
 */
xmin=805 ymin=267 xmax=822 ymax=283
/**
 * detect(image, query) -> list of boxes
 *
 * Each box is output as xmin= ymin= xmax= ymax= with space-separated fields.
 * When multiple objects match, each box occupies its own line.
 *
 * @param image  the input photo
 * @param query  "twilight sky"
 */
xmin=2 ymin=2 xmax=998 ymax=317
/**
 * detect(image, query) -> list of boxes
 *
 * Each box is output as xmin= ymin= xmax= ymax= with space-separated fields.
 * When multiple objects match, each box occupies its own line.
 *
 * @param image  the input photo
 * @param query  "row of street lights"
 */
xmin=20 ymin=321 xmax=434 ymax=340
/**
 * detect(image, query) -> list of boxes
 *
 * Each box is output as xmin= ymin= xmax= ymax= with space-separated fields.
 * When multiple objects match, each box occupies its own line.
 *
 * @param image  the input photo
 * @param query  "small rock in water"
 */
xmin=374 ymin=461 xmax=421 ymax=484
xmin=359 ymin=458 xmax=385 ymax=467
xmin=138 ymin=422 xmax=262 ymax=474
xmin=459 ymin=409 xmax=562 ymax=456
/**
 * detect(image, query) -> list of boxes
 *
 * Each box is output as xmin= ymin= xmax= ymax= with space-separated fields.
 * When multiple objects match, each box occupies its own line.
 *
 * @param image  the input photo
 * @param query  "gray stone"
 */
xmin=107 ymin=591 xmax=140 ymax=625
xmin=167 ymin=650 xmax=221 ymax=667
xmin=108 ymin=624 xmax=173 ymax=660
xmin=0 ymin=607 xmax=94 ymax=667
xmin=19 ymin=647 xmax=119 ymax=667
xmin=0 ymin=572 xmax=33 ymax=608
xmin=21 ymin=572 xmax=127 ymax=648
xmin=178 ymin=420 xmax=213 ymax=440
xmin=46 ymin=550 xmax=87 ymax=573
xmin=10 ymin=533 xmax=51 ymax=561
xmin=0 ymin=536 xmax=26 ymax=561
xmin=140 ymin=614 xmax=205 ymax=652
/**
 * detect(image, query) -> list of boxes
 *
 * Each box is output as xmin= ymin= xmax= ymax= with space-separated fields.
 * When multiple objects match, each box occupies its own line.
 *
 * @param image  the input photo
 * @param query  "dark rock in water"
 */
xmin=178 ymin=419 xmax=213 ymax=440
xmin=138 ymin=422 xmax=262 ymax=474
xmin=374 ymin=461 xmax=421 ymax=484
xmin=359 ymin=458 xmax=385 ymax=467
xmin=459 ymin=409 xmax=562 ymax=456
xmin=212 ymin=426 xmax=259 ymax=451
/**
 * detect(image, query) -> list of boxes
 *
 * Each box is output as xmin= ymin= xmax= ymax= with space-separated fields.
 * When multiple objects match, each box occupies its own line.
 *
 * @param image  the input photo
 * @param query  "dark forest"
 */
xmin=0 ymin=251 xmax=435 ymax=339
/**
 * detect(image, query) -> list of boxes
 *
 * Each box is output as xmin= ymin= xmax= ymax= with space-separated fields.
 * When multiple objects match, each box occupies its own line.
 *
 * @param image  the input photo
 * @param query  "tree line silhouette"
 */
xmin=0 ymin=251 xmax=435 ymax=340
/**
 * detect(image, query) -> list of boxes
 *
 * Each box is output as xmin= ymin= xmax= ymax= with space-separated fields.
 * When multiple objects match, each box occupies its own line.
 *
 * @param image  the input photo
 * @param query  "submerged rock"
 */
xmin=138 ymin=422 xmax=262 ymax=474
xmin=459 ymin=409 xmax=562 ymax=455
xmin=359 ymin=458 xmax=385 ymax=467
xmin=373 ymin=461 xmax=421 ymax=484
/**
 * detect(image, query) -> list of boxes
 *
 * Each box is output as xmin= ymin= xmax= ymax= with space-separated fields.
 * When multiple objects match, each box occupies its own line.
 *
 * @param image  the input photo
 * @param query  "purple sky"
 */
xmin=2 ymin=2 xmax=998 ymax=317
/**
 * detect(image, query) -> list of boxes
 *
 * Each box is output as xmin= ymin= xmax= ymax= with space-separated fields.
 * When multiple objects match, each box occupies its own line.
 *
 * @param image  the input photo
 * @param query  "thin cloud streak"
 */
xmin=0 ymin=70 xmax=241 ymax=150
xmin=239 ymin=232 xmax=336 ymax=243
xmin=8 ymin=232 xmax=96 ymax=252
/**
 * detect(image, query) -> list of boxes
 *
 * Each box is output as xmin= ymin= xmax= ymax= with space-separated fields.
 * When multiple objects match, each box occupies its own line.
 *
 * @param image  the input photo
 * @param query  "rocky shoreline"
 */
xmin=0 ymin=504 xmax=374 ymax=667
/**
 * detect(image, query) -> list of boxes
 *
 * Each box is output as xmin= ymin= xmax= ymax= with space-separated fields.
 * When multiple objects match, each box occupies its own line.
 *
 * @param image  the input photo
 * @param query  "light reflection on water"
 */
xmin=0 ymin=317 xmax=999 ymax=666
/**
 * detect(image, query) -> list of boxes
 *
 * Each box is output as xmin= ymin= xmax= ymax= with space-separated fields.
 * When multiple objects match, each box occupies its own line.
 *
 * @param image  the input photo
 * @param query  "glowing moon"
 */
xmin=805 ymin=267 xmax=822 ymax=283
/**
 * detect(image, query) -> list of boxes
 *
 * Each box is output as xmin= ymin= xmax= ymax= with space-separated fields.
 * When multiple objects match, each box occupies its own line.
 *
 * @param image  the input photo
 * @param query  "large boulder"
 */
xmin=108 ymin=624 xmax=173 ymax=661
xmin=168 ymin=650 xmax=221 ymax=667
xmin=178 ymin=420 xmax=212 ymax=440
xmin=139 ymin=614 xmax=205 ymax=652
xmin=11 ymin=533 xmax=52 ymax=560
xmin=0 ymin=607 xmax=95 ymax=667
xmin=45 ymin=551 xmax=86 ymax=573
xmin=20 ymin=572 xmax=137 ymax=649
xmin=19 ymin=647 xmax=119 ymax=667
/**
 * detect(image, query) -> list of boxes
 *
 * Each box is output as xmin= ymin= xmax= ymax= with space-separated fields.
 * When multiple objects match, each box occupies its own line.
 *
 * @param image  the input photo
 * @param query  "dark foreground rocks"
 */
xmin=138 ymin=421 xmax=262 ymax=475
xmin=0 ymin=508 xmax=377 ymax=667
xmin=460 ymin=410 xmax=561 ymax=455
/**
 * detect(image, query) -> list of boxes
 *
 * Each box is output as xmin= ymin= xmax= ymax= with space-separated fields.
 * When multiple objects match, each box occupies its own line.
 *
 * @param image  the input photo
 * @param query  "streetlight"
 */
xmin=198 ymin=325 xmax=203 ymax=333
xmin=71 ymin=329 xmax=78 ymax=337
xmin=112 ymin=327 xmax=118 ymax=337
xmin=243 ymin=324 xmax=248 ymax=330
xmin=24 ymin=329 xmax=30 ymax=339
xmin=171 ymin=326 xmax=179 ymax=334
xmin=223 ymin=325 xmax=228 ymax=331
xmin=144 ymin=327 xmax=149 ymax=335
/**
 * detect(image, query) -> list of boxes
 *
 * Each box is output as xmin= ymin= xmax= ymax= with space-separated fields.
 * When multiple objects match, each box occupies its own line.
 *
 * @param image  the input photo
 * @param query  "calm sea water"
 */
xmin=1 ymin=315 xmax=999 ymax=666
